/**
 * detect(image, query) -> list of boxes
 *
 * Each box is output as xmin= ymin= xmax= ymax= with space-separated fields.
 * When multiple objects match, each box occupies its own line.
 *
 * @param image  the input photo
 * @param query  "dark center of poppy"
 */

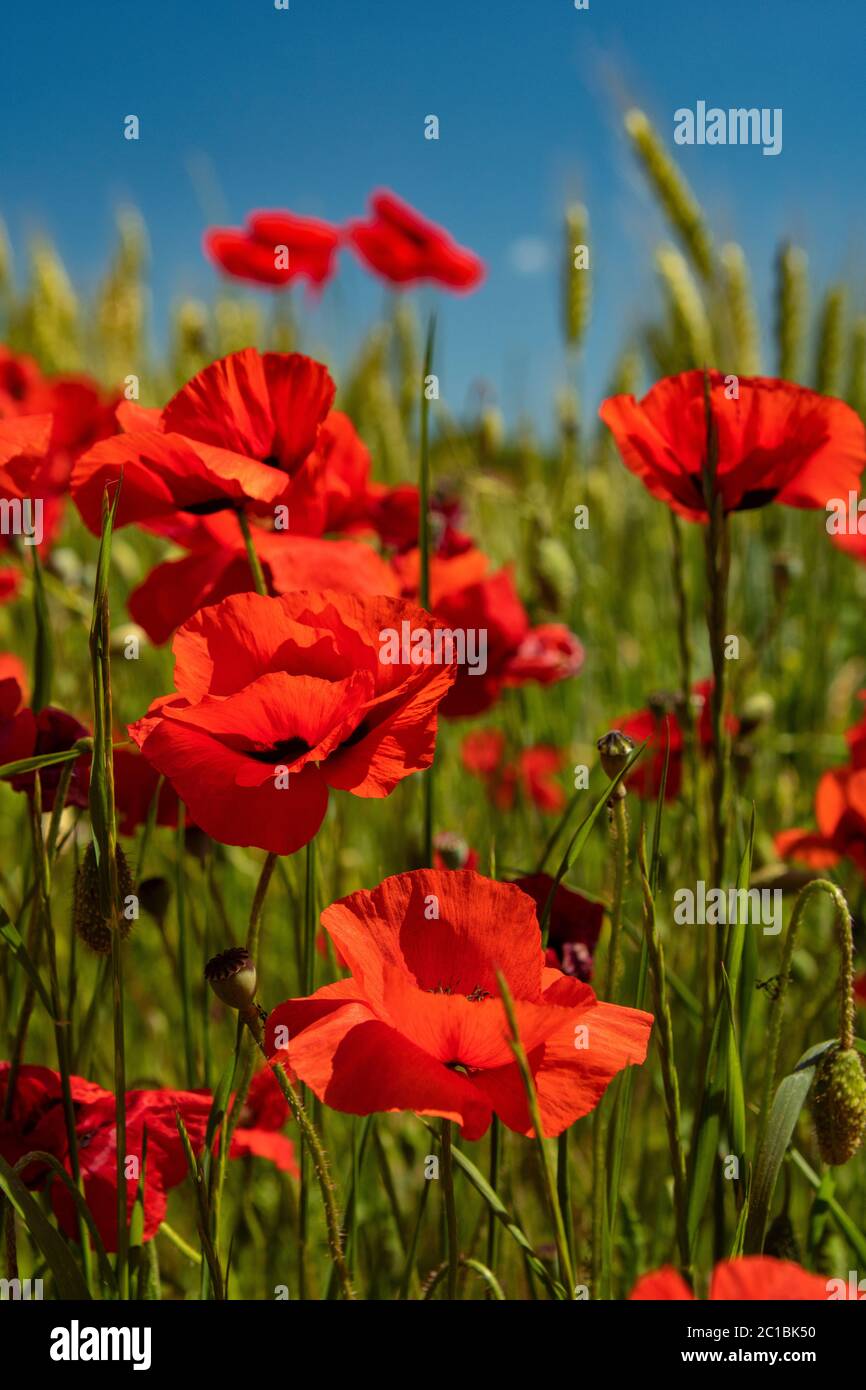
xmin=260 ymin=454 xmax=283 ymax=469
xmin=340 ymin=719 xmax=372 ymax=749
xmin=245 ymin=736 xmax=312 ymax=764
xmin=686 ymin=471 xmax=778 ymax=515
xmin=181 ymin=498 xmax=237 ymax=516
xmin=736 ymin=487 xmax=779 ymax=512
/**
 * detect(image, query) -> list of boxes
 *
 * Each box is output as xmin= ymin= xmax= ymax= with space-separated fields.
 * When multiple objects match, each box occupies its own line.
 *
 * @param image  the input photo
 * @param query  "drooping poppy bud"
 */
xmin=812 ymin=1044 xmax=866 ymax=1165
xmin=73 ymin=843 xmax=134 ymax=954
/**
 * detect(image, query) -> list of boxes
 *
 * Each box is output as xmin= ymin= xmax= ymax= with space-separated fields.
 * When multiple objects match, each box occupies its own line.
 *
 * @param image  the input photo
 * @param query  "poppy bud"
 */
xmin=597 ymin=730 xmax=634 ymax=791
xmin=812 ymin=1044 xmax=866 ymax=1165
xmin=205 ymin=947 xmax=258 ymax=1014
xmin=738 ymin=691 xmax=775 ymax=736
xmin=138 ymin=876 xmax=172 ymax=926
xmin=73 ymin=843 xmax=134 ymax=954
xmin=433 ymin=832 xmax=470 ymax=870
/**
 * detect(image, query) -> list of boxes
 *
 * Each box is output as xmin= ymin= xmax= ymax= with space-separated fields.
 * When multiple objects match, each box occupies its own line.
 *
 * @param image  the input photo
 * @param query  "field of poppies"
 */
xmin=1 ymin=105 xmax=865 ymax=1311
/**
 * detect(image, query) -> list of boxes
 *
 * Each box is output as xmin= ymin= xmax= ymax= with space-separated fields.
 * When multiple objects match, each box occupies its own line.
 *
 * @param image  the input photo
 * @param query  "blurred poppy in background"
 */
xmin=347 ymin=190 xmax=484 ymax=291
xmin=204 ymin=210 xmax=340 ymax=289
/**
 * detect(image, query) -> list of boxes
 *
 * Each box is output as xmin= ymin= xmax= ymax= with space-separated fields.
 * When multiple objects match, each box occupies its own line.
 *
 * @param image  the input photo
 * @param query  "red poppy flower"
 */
xmin=461 ymin=728 xmax=506 ymax=778
xmin=845 ymin=692 xmax=866 ymax=766
xmin=0 ymin=351 xmax=119 ymax=553
xmin=775 ymin=765 xmax=866 ymax=879
xmin=128 ymin=515 xmax=400 ymax=645
xmin=462 ymin=731 xmax=567 ymax=814
xmin=629 ymin=1256 xmax=829 ymax=1301
xmin=395 ymin=548 xmax=583 ymax=718
xmin=0 ymin=1062 xmax=108 ymax=1176
xmin=0 ymin=654 xmax=27 ymax=710
xmin=53 ymin=1087 xmax=212 ymax=1250
xmin=506 ymin=748 xmax=567 ymax=813
xmin=371 ymin=482 xmax=474 ymax=557
xmin=0 ymin=413 xmax=52 ymax=475
xmin=618 ymin=679 xmax=730 ymax=801
xmin=266 ymin=869 xmax=651 ymax=1140
xmin=347 ymin=190 xmax=484 ymax=291
xmin=72 ymin=349 xmax=336 ymax=537
xmin=0 ymin=347 xmax=41 ymax=413
xmin=204 ymin=210 xmax=340 ymax=289
xmin=128 ymin=590 xmax=457 ymax=856
xmin=855 ymin=973 xmax=866 ymax=1006
xmin=0 ymin=569 xmax=21 ymax=603
xmin=432 ymin=831 xmax=479 ymax=871
xmin=600 ymin=371 xmax=866 ymax=522
xmin=0 ymin=349 xmax=118 ymax=482
xmin=0 ymin=698 xmax=90 ymax=810
xmin=227 ymin=1066 xmax=298 ymax=1175
xmin=513 ymin=874 xmax=603 ymax=982
xmin=0 ymin=1062 xmax=211 ymax=1252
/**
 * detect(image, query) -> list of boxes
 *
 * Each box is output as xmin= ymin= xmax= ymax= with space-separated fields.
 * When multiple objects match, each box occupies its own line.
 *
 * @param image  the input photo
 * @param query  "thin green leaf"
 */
xmin=0 ymin=1153 xmax=91 ymax=1299
xmin=744 ymin=1039 xmax=831 ymax=1254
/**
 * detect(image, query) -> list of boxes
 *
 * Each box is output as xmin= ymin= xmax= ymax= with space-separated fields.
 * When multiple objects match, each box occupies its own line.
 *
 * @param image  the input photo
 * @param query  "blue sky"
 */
xmin=3 ymin=0 xmax=864 ymax=424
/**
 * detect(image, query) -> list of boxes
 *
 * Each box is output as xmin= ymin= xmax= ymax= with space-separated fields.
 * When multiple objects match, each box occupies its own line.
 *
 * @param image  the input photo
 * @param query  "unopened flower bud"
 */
xmin=434 ymin=832 xmax=471 ymax=870
xmin=738 ymin=691 xmax=775 ymax=736
xmin=205 ymin=947 xmax=258 ymax=1013
xmin=73 ymin=843 xmax=134 ymax=954
xmin=812 ymin=1044 xmax=866 ymax=1165
xmin=597 ymin=730 xmax=634 ymax=790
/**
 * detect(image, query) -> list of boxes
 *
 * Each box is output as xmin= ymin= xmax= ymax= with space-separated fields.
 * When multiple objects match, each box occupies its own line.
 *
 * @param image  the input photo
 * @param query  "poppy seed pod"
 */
xmin=73 ymin=843 xmax=134 ymax=954
xmin=205 ymin=947 xmax=258 ymax=1013
xmin=597 ymin=730 xmax=635 ymax=790
xmin=812 ymin=1044 xmax=866 ymax=1165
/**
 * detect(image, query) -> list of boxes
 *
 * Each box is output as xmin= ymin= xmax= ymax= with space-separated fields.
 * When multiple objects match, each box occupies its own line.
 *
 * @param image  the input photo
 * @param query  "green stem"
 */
xmin=159 ymin=1220 xmax=202 ymax=1264
xmin=247 ymin=852 xmax=278 ymax=964
xmin=298 ymin=835 xmax=318 ymax=1298
xmin=30 ymin=783 xmax=94 ymax=1294
xmin=245 ymin=1015 xmax=354 ymax=1299
xmin=485 ymin=1116 xmax=501 ymax=1281
xmin=213 ymin=852 xmax=278 ymax=1265
xmin=176 ymin=808 xmax=195 ymax=1087
xmin=637 ymin=834 xmax=691 ymax=1281
xmin=759 ymin=878 xmax=856 ymax=1146
xmin=701 ymin=376 xmax=731 ymax=895
xmin=440 ymin=1118 xmax=459 ymax=1299
xmin=398 ymin=1176 xmax=431 ymax=1300
xmin=591 ymin=794 xmax=628 ymax=1295
xmin=496 ymin=971 xmax=575 ymax=1295
xmin=237 ymin=509 xmax=269 ymax=597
